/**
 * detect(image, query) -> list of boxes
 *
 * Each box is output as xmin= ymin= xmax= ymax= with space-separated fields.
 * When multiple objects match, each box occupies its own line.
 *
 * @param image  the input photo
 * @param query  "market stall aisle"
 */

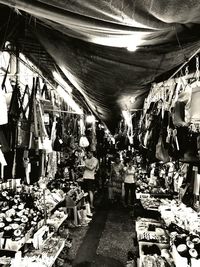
xmin=67 ymin=197 xmax=136 ymax=267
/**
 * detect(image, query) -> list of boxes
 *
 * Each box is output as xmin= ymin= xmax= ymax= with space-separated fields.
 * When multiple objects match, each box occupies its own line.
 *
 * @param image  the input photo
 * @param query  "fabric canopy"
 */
xmin=1 ymin=0 xmax=200 ymax=131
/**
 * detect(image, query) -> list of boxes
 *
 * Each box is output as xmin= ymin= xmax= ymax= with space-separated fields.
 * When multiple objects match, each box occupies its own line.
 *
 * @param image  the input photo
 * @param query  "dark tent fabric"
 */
xmin=36 ymin=26 xmax=200 ymax=131
xmin=1 ymin=0 xmax=200 ymax=131
xmin=1 ymin=0 xmax=200 ymax=47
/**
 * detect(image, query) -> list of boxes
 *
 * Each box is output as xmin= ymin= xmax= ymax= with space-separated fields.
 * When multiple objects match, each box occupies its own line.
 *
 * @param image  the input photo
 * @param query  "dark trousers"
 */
xmin=124 ymin=183 xmax=136 ymax=205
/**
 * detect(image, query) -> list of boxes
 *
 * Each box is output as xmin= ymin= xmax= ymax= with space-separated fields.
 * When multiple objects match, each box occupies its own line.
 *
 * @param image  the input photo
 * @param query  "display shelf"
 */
xmin=47 ymin=214 xmax=68 ymax=231
xmin=48 ymin=238 xmax=65 ymax=267
xmin=24 ymin=237 xmax=66 ymax=267
xmin=47 ymin=195 xmax=66 ymax=214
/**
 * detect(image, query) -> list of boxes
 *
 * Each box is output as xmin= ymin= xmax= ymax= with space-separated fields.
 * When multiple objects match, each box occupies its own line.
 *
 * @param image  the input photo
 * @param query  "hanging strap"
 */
xmin=1 ymin=56 xmax=11 ymax=93
xmin=41 ymin=82 xmax=51 ymax=100
xmin=27 ymin=77 xmax=36 ymax=149
xmin=18 ymin=84 xmax=30 ymax=119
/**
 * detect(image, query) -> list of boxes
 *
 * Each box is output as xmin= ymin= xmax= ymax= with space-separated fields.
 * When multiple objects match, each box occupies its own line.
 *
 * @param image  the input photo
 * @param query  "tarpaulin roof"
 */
xmin=1 ymin=0 xmax=200 ymax=132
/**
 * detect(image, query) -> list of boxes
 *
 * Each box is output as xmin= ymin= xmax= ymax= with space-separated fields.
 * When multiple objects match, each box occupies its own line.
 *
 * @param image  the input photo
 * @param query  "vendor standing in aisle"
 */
xmin=83 ymin=150 xmax=99 ymax=209
xmin=109 ymin=154 xmax=124 ymax=204
xmin=123 ymin=158 xmax=137 ymax=208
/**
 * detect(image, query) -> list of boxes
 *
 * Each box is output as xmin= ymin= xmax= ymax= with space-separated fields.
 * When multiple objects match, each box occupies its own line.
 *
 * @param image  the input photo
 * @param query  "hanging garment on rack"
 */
xmin=173 ymin=82 xmax=200 ymax=126
xmin=0 ymin=89 xmax=8 ymax=125
xmin=173 ymin=85 xmax=190 ymax=127
xmin=185 ymin=84 xmax=200 ymax=124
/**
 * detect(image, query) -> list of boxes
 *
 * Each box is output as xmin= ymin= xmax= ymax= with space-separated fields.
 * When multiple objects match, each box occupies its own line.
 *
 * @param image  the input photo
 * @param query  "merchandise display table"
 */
xmin=47 ymin=213 xmax=68 ymax=232
xmin=11 ymin=237 xmax=66 ymax=267
xmin=0 ymin=237 xmax=66 ymax=267
xmin=135 ymin=218 xmax=173 ymax=267
xmin=159 ymin=201 xmax=200 ymax=234
xmin=140 ymin=197 xmax=174 ymax=212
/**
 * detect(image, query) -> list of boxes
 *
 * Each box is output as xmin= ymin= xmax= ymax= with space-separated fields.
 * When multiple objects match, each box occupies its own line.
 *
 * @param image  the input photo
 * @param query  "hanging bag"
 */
xmin=53 ymin=117 xmax=64 ymax=151
xmin=0 ymin=126 xmax=10 ymax=153
xmin=172 ymin=77 xmax=189 ymax=127
xmin=185 ymin=82 xmax=200 ymax=124
xmin=37 ymin=98 xmax=52 ymax=153
xmin=0 ymin=57 xmax=10 ymax=125
xmin=79 ymin=116 xmax=89 ymax=148
xmin=155 ymin=133 xmax=170 ymax=163
xmin=17 ymin=85 xmax=31 ymax=148
xmin=0 ymin=89 xmax=8 ymax=126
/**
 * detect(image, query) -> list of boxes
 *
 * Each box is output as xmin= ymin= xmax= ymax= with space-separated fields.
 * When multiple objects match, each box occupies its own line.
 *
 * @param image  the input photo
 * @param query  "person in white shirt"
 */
xmin=123 ymin=158 xmax=137 ymax=207
xmin=83 ymin=150 xmax=99 ymax=209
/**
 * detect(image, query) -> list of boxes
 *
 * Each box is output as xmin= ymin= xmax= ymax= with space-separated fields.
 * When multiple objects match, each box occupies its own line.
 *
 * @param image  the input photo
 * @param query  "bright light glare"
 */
xmin=57 ymin=85 xmax=83 ymax=114
xmin=53 ymin=71 xmax=72 ymax=93
xmin=130 ymin=96 xmax=136 ymax=103
xmin=86 ymin=115 xmax=95 ymax=124
xmin=127 ymin=44 xmax=138 ymax=52
xmin=126 ymin=35 xmax=143 ymax=52
xmin=122 ymin=110 xmax=132 ymax=127
xmin=91 ymin=33 xmax=145 ymax=49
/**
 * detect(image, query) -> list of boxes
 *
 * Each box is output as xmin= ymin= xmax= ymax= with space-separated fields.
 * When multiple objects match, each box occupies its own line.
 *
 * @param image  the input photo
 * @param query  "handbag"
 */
xmin=37 ymin=99 xmax=52 ymax=153
xmin=17 ymin=85 xmax=30 ymax=148
xmin=0 ymin=126 xmax=10 ymax=153
xmin=172 ymin=78 xmax=189 ymax=127
xmin=79 ymin=135 xmax=89 ymax=148
xmin=40 ymin=82 xmax=54 ymax=111
xmin=173 ymin=102 xmax=186 ymax=127
xmin=52 ymin=117 xmax=64 ymax=151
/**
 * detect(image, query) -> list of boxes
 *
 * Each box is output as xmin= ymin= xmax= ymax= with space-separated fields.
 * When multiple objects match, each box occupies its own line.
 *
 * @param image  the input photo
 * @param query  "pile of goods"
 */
xmin=0 ymin=190 xmax=44 ymax=249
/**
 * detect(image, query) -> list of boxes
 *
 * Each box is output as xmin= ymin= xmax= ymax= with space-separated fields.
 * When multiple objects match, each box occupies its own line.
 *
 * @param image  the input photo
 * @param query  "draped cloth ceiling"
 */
xmin=1 ymin=0 xmax=200 ymax=132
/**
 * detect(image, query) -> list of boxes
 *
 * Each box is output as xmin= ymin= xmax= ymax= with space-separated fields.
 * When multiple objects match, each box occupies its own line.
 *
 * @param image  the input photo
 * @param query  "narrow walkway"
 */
xmin=73 ymin=208 xmax=108 ymax=266
xmin=72 ymin=194 xmax=136 ymax=267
